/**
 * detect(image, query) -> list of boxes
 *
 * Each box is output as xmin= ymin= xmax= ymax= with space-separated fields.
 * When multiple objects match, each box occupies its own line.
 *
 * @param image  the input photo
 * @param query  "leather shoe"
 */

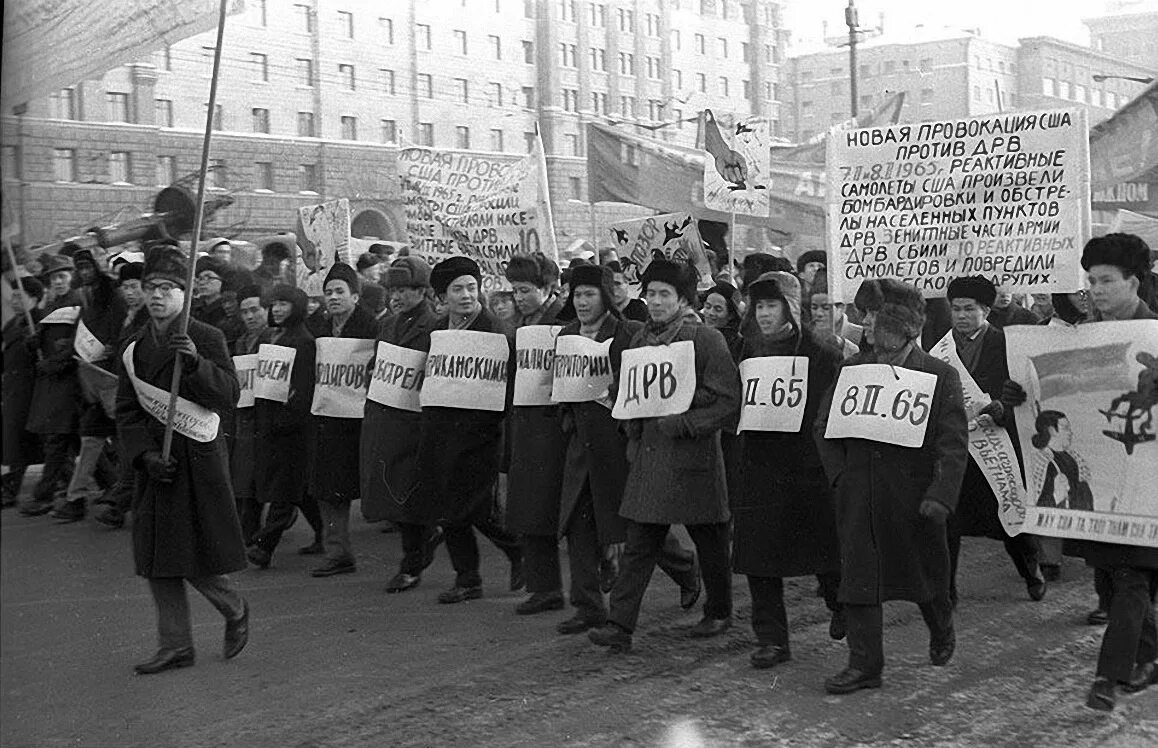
xmin=508 ymin=556 xmax=525 ymax=592
xmin=588 ymin=623 xmax=632 ymax=652
xmin=93 ymin=505 xmax=125 ymax=529
xmin=310 ymin=558 xmax=355 ymax=577
xmin=829 ymin=609 xmax=847 ymax=641
xmin=297 ymin=540 xmax=324 ymax=556
xmin=18 ymin=500 xmax=53 ymax=517
xmin=515 ymin=591 xmax=565 ymax=615
xmin=824 ymin=667 xmax=882 ymax=694
xmin=1026 ymin=576 xmax=1047 ymax=602
xmin=1086 ymin=607 xmax=1110 ymax=626
xmin=385 ymin=572 xmax=421 ymax=593
xmin=224 ymin=600 xmax=249 ymax=659
xmin=437 ymin=584 xmax=482 ymax=604
xmin=134 ymin=647 xmax=195 ymax=675
xmin=750 ymin=645 xmax=791 ymax=669
xmin=51 ymin=501 xmax=85 ymax=523
xmin=680 ymin=577 xmax=702 ymax=611
xmin=1086 ymin=678 xmax=1116 ymax=711
xmin=1121 ymin=661 xmax=1157 ymax=694
xmin=557 ymin=615 xmax=603 ymax=635
xmin=930 ymin=626 xmax=956 ymax=666
xmin=688 ymin=616 xmax=732 ymax=639
xmin=246 ymin=546 xmax=271 ymax=569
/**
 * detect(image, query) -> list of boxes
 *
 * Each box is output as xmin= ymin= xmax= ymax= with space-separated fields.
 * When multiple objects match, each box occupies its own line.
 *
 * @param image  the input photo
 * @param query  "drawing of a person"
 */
xmin=1031 ymin=410 xmax=1094 ymax=511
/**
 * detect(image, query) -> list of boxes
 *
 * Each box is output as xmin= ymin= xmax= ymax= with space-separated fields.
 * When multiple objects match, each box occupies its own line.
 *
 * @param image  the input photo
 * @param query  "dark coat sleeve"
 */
xmin=676 ymin=325 xmax=741 ymax=439
xmin=181 ymin=321 xmax=241 ymax=413
xmin=115 ymin=332 xmax=156 ymax=467
xmin=813 ymin=360 xmax=850 ymax=488
xmin=922 ymin=358 xmax=969 ymax=512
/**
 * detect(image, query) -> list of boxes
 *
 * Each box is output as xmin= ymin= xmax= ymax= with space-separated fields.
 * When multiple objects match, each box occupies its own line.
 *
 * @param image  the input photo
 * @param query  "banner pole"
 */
xmin=2 ymin=236 xmax=36 ymax=336
xmin=161 ymin=0 xmax=229 ymax=462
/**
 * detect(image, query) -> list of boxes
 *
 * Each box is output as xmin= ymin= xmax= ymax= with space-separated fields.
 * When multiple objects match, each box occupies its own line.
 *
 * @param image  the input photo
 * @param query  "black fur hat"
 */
xmin=946 ymin=275 xmax=997 ymax=307
xmin=855 ymin=278 xmax=925 ymax=340
xmin=505 ymin=253 xmax=560 ymax=287
xmin=568 ymin=263 xmax=620 ymax=318
xmin=430 ymin=256 xmax=481 ymax=295
xmin=143 ymin=245 xmax=189 ymax=289
xmin=1081 ymin=233 xmax=1152 ymax=281
xmin=323 ymin=262 xmax=361 ymax=294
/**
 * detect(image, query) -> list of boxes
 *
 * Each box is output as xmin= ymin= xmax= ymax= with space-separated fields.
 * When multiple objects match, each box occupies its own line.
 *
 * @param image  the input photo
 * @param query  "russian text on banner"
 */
xmin=612 ymin=341 xmax=696 ymax=420
xmin=367 ymin=341 xmax=427 ymax=412
xmin=310 ymin=338 xmax=374 ymax=418
xmin=121 ymin=342 xmax=220 ymax=442
xmin=1006 ymin=321 xmax=1158 ymax=548
xmin=825 ymin=108 xmax=1090 ymax=302
xmin=551 ymin=335 xmax=614 ymax=403
xmin=513 ymin=325 xmax=562 ymax=407
xmin=254 ymin=344 xmax=296 ymax=404
xmin=420 ymin=330 xmax=510 ymax=412
xmin=737 ymin=356 xmax=809 ymax=433
xmin=824 ymin=364 xmax=937 ymax=448
xmin=233 ymin=354 xmax=257 ymax=408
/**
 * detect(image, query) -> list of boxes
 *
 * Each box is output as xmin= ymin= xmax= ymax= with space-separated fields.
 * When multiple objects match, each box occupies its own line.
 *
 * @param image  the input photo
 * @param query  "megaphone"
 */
xmin=60 ymin=185 xmax=234 ymax=256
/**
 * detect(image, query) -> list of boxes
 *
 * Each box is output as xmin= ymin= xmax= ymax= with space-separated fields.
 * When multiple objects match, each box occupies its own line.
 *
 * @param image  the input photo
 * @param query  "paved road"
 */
xmin=2 ymin=503 xmax=1156 ymax=748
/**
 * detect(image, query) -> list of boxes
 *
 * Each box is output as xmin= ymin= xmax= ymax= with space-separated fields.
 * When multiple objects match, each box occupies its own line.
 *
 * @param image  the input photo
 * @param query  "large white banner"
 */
xmin=310 ymin=338 xmax=373 ymax=418
xmin=420 ymin=330 xmax=510 ymax=412
xmin=824 ymin=364 xmax=938 ymax=448
xmin=296 ymin=198 xmax=351 ymax=297
xmin=826 ymin=108 xmax=1090 ymax=301
xmin=551 ymin=335 xmax=614 ymax=403
xmin=612 ymin=341 xmax=696 ymax=420
xmin=1006 ymin=321 xmax=1158 ymax=548
xmin=737 ymin=356 xmax=809 ymax=433
xmin=513 ymin=325 xmax=562 ymax=407
xmin=366 ymin=341 xmax=427 ymax=413
xmin=254 ymin=344 xmax=296 ymax=404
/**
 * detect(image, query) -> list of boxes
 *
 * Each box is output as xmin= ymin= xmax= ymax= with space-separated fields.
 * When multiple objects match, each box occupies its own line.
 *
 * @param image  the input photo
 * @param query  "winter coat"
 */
xmin=116 ymin=318 xmax=245 ymax=578
xmin=309 ymin=304 xmax=378 ymax=505
xmin=618 ymin=318 xmax=741 ymax=526
xmin=254 ymin=318 xmax=315 ymax=506
xmin=734 ymin=327 xmax=843 ymax=578
xmin=228 ymin=331 xmax=264 ymax=500
xmin=814 ymin=345 xmax=969 ymax=605
xmin=27 ymin=291 xmax=83 ymax=435
xmin=3 ymin=312 xmax=44 ymax=466
xmin=557 ymin=314 xmax=643 ymax=544
xmin=360 ymin=300 xmax=440 ymax=522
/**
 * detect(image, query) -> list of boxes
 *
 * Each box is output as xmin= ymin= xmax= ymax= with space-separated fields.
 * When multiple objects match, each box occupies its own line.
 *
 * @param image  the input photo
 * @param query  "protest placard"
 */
xmin=513 ymin=325 xmax=562 ymax=407
xmin=826 ymin=108 xmax=1090 ymax=302
xmin=233 ymin=354 xmax=257 ymax=409
xmin=310 ymin=338 xmax=374 ymax=418
xmin=703 ymin=112 xmax=772 ymax=217
xmin=367 ymin=341 xmax=427 ymax=412
xmin=930 ymin=331 xmax=1026 ymax=533
xmin=296 ymin=198 xmax=351 ymax=297
xmin=612 ymin=341 xmax=696 ymax=420
xmin=73 ymin=318 xmax=106 ymax=363
xmin=122 ymin=342 xmax=220 ymax=443
xmin=1006 ymin=321 xmax=1158 ymax=548
xmin=737 ymin=357 xmax=809 ymax=433
xmin=607 ymin=213 xmax=712 ymax=292
xmin=254 ymin=344 xmax=296 ymax=404
xmin=551 ymin=335 xmax=614 ymax=403
xmin=420 ymin=330 xmax=510 ymax=412
xmin=824 ymin=364 xmax=938 ymax=448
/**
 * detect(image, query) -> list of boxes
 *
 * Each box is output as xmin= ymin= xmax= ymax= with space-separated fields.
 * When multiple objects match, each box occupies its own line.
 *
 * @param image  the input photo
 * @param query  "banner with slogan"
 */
xmin=703 ymin=110 xmax=772 ymax=216
xmin=824 ymin=364 xmax=938 ymax=448
xmin=310 ymin=337 xmax=374 ymax=418
xmin=296 ymin=198 xmax=351 ymax=297
xmin=122 ymin=342 xmax=220 ymax=443
xmin=513 ymin=325 xmax=563 ymax=407
xmin=399 ymin=137 xmax=555 ymax=294
xmin=366 ymin=341 xmax=427 ymax=413
xmin=826 ymin=108 xmax=1091 ymax=302
xmin=40 ymin=305 xmax=80 ymax=326
xmin=1006 ymin=321 xmax=1158 ymax=548
xmin=254 ymin=344 xmax=296 ymax=404
xmin=930 ymin=332 xmax=1026 ymax=534
xmin=612 ymin=341 xmax=696 ymax=420
xmin=737 ymin=356 xmax=809 ymax=433
xmin=420 ymin=330 xmax=510 ymax=412
xmin=551 ymin=335 xmax=614 ymax=403
xmin=233 ymin=354 xmax=257 ymax=409
xmin=608 ymin=213 xmax=712 ymax=292
xmin=73 ymin=318 xmax=106 ymax=363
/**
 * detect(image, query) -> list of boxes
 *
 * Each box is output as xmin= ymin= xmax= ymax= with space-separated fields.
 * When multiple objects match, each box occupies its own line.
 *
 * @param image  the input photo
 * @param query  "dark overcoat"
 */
xmin=733 ymin=328 xmax=843 ymax=578
xmin=229 ymin=332 xmax=263 ymax=500
xmin=557 ymin=314 xmax=643 ymax=544
xmin=116 ymin=318 xmax=245 ymax=578
xmin=619 ymin=319 xmax=741 ymax=525
xmin=2 ymin=312 xmax=44 ymax=466
xmin=360 ymin=300 xmax=440 ymax=522
xmin=814 ymin=345 xmax=968 ymax=605
xmin=413 ymin=309 xmax=510 ymax=525
xmin=309 ymin=304 xmax=378 ymax=505
xmin=76 ymin=280 xmax=126 ymax=438
xmin=254 ymin=323 xmax=315 ymax=505
xmin=27 ymin=291 xmax=83 ymax=435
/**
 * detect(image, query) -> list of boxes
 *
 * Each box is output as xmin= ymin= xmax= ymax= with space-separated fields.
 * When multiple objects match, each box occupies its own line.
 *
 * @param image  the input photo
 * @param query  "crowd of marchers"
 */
xmin=2 ymin=230 xmax=1156 ymax=712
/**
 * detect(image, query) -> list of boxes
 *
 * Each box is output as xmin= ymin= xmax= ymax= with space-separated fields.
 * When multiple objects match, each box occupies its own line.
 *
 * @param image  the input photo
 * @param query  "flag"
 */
xmin=1088 ymin=80 xmax=1158 ymax=199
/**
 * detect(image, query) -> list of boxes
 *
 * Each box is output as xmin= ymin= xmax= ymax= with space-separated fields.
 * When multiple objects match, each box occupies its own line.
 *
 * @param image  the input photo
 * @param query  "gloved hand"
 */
xmin=656 ymin=414 xmax=691 ymax=439
xmin=140 ymin=451 xmax=177 ymax=484
xmin=919 ymin=499 xmax=950 ymax=523
xmin=977 ymin=399 xmax=1005 ymax=425
xmin=169 ymin=333 xmax=199 ymax=366
xmin=1000 ymin=379 xmax=1027 ymax=409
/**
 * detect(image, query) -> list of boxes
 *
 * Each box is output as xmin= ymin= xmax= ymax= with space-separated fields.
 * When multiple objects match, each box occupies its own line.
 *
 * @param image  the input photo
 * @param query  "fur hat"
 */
xmin=143 ymin=245 xmax=189 ymax=289
xmin=360 ymin=284 xmax=387 ymax=314
xmin=946 ymin=275 xmax=997 ymax=307
xmin=742 ymin=252 xmax=794 ymax=290
xmin=568 ymin=263 xmax=620 ymax=319
xmin=324 ymin=262 xmax=361 ymax=294
xmin=1081 ymin=233 xmax=1152 ymax=281
xmin=855 ymin=278 xmax=925 ymax=340
xmin=505 ymin=253 xmax=560 ymax=287
xmin=195 ymin=256 xmax=228 ymax=280
xmin=796 ymin=249 xmax=827 ymax=272
xmin=704 ymin=281 xmax=743 ymax=325
xmin=11 ymin=275 xmax=45 ymax=301
xmin=236 ymin=284 xmax=264 ymax=304
xmin=118 ymin=262 xmax=145 ymax=283
xmin=641 ymin=258 xmax=699 ymax=304
xmin=356 ymin=252 xmax=381 ymax=272
xmin=747 ymin=271 xmax=802 ymax=332
xmin=384 ymin=256 xmax=432 ymax=288
xmin=37 ymin=253 xmax=75 ymax=279
xmin=430 ymin=256 xmax=482 ymax=295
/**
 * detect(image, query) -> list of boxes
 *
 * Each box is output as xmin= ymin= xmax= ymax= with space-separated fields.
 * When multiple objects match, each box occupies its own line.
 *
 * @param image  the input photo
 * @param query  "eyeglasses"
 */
xmin=196 ymin=273 xmax=222 ymax=283
xmin=143 ymin=281 xmax=180 ymax=294
xmin=810 ymin=302 xmax=843 ymax=311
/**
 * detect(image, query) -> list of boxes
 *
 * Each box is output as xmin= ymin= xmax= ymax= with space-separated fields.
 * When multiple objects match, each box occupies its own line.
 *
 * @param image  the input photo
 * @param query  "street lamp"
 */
xmin=1091 ymin=74 xmax=1155 ymax=84
xmin=846 ymin=0 xmax=860 ymax=117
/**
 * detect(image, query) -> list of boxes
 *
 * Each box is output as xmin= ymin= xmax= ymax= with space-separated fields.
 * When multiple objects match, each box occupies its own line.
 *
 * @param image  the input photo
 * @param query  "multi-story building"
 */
xmin=1 ymin=0 xmax=788 ymax=249
xmin=1084 ymin=2 xmax=1158 ymax=67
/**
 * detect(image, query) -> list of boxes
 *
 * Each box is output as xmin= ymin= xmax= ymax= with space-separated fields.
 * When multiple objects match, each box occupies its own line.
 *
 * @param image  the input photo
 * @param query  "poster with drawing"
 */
xmin=1006 ymin=321 xmax=1158 ymax=548
xmin=295 ymin=199 xmax=352 ymax=297
xmin=607 ymin=212 xmax=712 ymax=294
xmin=702 ymin=110 xmax=772 ymax=217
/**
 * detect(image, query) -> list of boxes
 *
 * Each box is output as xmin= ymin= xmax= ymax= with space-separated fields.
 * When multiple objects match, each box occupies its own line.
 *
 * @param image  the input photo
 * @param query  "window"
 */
xmin=973 ymin=85 xmax=981 ymax=102
xmin=419 ymin=74 xmax=433 ymax=98
xmin=562 ymin=89 xmax=579 ymax=111
xmin=742 ymin=42 xmax=750 ymax=62
xmin=418 ymin=123 xmax=434 ymax=146
xmin=210 ymin=104 xmax=224 ymax=131
xmin=455 ymin=78 xmax=469 ymax=103
xmin=919 ymin=58 xmax=932 ymax=73
xmin=522 ymin=40 xmax=534 ymax=64
xmin=455 ymin=126 xmax=470 ymax=149
xmin=107 ymin=92 xmax=131 ymax=123
xmin=50 ymin=88 xmax=79 ymax=120
xmin=619 ymin=96 xmax=635 ymax=116
xmin=381 ymin=119 xmax=397 ymax=143
xmin=522 ymin=86 xmax=535 ymax=107
xmin=696 ymin=73 xmax=706 ymax=92
xmin=1042 ymin=77 xmax=1055 ymax=96
xmin=489 ymin=82 xmax=504 ymax=107
xmin=156 ymin=155 xmax=176 ymax=186
xmin=673 ymin=108 xmax=683 ymax=128
xmin=382 ymin=69 xmax=396 ymax=95
xmin=719 ymin=77 xmax=729 ymax=96
xmin=379 ymin=17 xmax=394 ymax=44
xmin=560 ymin=0 xmax=576 ymax=21
xmin=159 ymin=47 xmax=172 ymax=71
xmin=108 ymin=152 xmax=132 ymax=184
xmin=255 ymin=161 xmax=274 ymax=191
xmin=565 ymin=133 xmax=580 ymax=156
xmin=647 ymin=56 xmax=661 ymax=79
xmin=54 ymin=149 xmax=77 ymax=182
xmin=250 ymin=52 xmax=269 ymax=82
xmin=297 ymin=111 xmax=316 ymax=136
xmin=672 ymin=29 xmax=680 ymax=50
xmin=766 ymin=44 xmax=774 ymax=63
xmin=590 ymin=3 xmax=606 ymax=26
xmin=618 ymin=52 xmax=634 ymax=75
xmin=296 ymin=58 xmax=314 ymax=86
xmin=340 ymin=116 xmax=357 ymax=139
xmin=695 ymin=33 xmax=705 ymax=54
xmin=337 ymin=10 xmax=353 ymax=38
xmin=998 ymin=60 xmax=1005 ymax=73
xmin=674 ymin=69 xmax=683 ymax=89
xmin=742 ymin=80 xmax=750 ymax=99
xmin=986 ymin=88 xmax=995 ymax=104
xmin=252 ymin=107 xmax=270 ymax=133
xmin=859 ymin=63 xmax=871 ymax=78
xmin=298 ymin=163 xmax=318 ymax=193
xmin=768 ymin=82 xmax=776 ymax=100
xmin=569 ymin=176 xmax=583 ymax=199
xmin=646 ymin=12 xmax=660 ymax=36
xmin=718 ymin=38 xmax=728 ymax=57
xmin=590 ymin=48 xmax=606 ymax=71
xmin=489 ymin=34 xmax=501 ymax=59
xmin=454 ymin=30 xmax=468 ymax=55
xmin=591 ymin=92 xmax=608 ymax=113
xmin=155 ymin=99 xmax=174 ymax=127
xmin=339 ymin=64 xmax=355 ymax=90
xmin=560 ymin=43 xmax=577 ymax=67
xmin=648 ymin=99 xmax=663 ymax=119
xmin=490 ymin=129 xmax=504 ymax=152
xmin=525 ymin=131 xmax=537 ymax=152
xmin=1062 ymin=81 xmax=1073 ymax=99
xmin=417 ymin=24 xmax=431 ymax=50
xmin=801 ymin=101 xmax=813 ymax=117
xmin=618 ymin=8 xmax=633 ymax=32
xmin=294 ymin=3 xmax=312 ymax=33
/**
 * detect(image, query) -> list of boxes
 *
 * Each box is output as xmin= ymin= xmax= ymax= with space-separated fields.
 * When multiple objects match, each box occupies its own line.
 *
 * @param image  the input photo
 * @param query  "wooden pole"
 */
xmin=161 ymin=0 xmax=229 ymax=461
xmin=2 ymin=235 xmax=37 ymax=336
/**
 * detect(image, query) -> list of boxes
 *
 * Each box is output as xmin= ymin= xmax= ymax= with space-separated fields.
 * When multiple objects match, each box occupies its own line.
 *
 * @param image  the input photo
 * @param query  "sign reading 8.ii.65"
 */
xmin=824 ymin=364 xmax=938 ymax=448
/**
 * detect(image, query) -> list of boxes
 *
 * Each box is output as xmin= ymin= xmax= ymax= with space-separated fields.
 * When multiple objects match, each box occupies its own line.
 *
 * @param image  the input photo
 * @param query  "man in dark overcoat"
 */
xmin=2 ymin=277 xmax=45 ymax=504
xmin=116 ymin=245 xmax=248 ymax=675
xmin=815 ymin=278 xmax=968 ymax=694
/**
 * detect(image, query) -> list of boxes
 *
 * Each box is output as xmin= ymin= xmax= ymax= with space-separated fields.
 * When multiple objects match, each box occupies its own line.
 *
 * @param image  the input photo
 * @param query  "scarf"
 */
xmin=642 ymin=311 xmax=686 ymax=346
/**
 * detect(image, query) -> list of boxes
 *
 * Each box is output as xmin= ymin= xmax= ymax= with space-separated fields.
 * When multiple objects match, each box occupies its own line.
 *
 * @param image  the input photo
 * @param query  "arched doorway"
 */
xmin=350 ymin=208 xmax=400 ymax=241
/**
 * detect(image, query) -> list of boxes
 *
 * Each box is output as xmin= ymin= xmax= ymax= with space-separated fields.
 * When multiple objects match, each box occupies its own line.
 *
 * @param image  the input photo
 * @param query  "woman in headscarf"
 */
xmin=700 ymin=281 xmax=744 ymax=363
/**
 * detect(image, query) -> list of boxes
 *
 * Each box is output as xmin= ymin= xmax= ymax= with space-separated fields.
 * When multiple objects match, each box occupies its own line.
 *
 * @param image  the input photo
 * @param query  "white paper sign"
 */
xmin=121 ymin=342 xmax=220 ymax=443
xmin=367 ymin=341 xmax=427 ymax=412
xmin=420 ymin=330 xmax=510 ymax=412
xmin=254 ymin=344 xmax=296 ymax=404
xmin=310 ymin=338 xmax=374 ymax=418
xmin=824 ymin=364 xmax=938 ymax=448
xmin=738 ymin=356 xmax=810 ymax=433
xmin=40 ymin=305 xmax=80 ymax=325
xmin=233 ymin=354 xmax=257 ymax=408
xmin=551 ymin=335 xmax=614 ymax=403
xmin=73 ymin=318 xmax=106 ymax=363
xmin=612 ymin=341 xmax=697 ymax=420
xmin=513 ymin=325 xmax=563 ymax=407
xmin=703 ymin=112 xmax=772 ymax=217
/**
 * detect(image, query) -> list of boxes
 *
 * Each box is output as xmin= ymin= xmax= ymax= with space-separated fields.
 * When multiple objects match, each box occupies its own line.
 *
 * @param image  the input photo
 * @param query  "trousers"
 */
xmin=32 ymin=433 xmax=77 ymax=503
xmin=443 ymin=514 xmax=523 ymax=588
xmin=250 ymin=503 xmax=300 ymax=555
xmin=64 ymin=436 xmax=106 ymax=504
xmin=844 ymin=596 xmax=953 ymax=674
xmin=147 ymin=576 xmax=244 ymax=650
xmin=318 ymin=500 xmax=353 ymax=563
xmin=1096 ymin=566 xmax=1158 ymax=682
xmin=523 ymin=534 xmax=562 ymax=594
xmin=397 ymin=521 xmax=444 ymax=576
xmin=748 ymin=572 xmax=840 ymax=647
